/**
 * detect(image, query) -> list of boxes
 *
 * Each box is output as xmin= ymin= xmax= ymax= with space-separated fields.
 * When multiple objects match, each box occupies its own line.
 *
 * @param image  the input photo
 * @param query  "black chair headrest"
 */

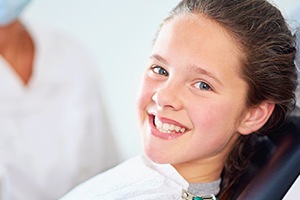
xmin=235 ymin=117 xmax=300 ymax=200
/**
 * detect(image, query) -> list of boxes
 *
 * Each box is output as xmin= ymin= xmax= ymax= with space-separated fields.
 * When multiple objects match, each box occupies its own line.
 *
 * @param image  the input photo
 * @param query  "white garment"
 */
xmin=61 ymin=156 xmax=189 ymax=200
xmin=0 ymin=21 xmax=119 ymax=200
xmin=61 ymin=155 xmax=220 ymax=200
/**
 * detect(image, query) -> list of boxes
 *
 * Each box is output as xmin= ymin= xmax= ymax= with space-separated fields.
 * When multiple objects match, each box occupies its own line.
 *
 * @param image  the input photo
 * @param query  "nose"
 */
xmin=151 ymin=84 xmax=183 ymax=111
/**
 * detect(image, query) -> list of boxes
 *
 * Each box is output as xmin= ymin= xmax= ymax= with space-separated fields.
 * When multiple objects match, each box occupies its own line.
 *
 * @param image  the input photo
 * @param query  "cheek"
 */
xmin=136 ymin=77 xmax=154 ymax=120
xmin=188 ymin=104 xmax=240 ymax=157
xmin=189 ymin=100 xmax=241 ymax=137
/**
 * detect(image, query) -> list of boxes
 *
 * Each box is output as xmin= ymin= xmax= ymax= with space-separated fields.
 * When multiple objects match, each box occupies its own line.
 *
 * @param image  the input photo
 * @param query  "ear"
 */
xmin=238 ymin=101 xmax=275 ymax=135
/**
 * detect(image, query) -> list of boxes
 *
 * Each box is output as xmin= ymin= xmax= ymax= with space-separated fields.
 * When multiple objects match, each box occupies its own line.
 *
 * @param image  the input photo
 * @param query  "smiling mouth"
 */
xmin=153 ymin=115 xmax=187 ymax=134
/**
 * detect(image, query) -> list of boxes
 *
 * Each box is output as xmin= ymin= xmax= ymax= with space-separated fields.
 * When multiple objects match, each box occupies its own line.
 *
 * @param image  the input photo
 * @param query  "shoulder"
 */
xmin=23 ymin=20 xmax=98 ymax=70
xmin=24 ymin=21 xmax=86 ymax=52
xmin=22 ymin=20 xmax=100 ymax=83
xmin=60 ymin=156 xmax=186 ymax=200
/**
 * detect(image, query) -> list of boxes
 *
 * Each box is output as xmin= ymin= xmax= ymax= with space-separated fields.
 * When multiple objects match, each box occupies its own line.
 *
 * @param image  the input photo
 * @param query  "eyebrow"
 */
xmin=150 ymin=54 xmax=169 ymax=65
xmin=186 ymin=65 xmax=222 ymax=85
xmin=150 ymin=54 xmax=222 ymax=85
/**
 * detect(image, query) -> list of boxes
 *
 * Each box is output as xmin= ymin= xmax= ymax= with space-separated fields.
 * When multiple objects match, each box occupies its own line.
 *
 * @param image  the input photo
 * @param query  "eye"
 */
xmin=193 ymin=81 xmax=212 ymax=91
xmin=151 ymin=65 xmax=169 ymax=76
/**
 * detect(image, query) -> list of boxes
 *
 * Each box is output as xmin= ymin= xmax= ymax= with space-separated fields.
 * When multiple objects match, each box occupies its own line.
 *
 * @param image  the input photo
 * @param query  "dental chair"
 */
xmin=232 ymin=116 xmax=300 ymax=200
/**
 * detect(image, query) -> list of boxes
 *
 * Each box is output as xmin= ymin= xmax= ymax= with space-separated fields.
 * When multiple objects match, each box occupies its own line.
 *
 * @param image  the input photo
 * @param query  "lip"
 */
xmin=148 ymin=114 xmax=188 ymax=140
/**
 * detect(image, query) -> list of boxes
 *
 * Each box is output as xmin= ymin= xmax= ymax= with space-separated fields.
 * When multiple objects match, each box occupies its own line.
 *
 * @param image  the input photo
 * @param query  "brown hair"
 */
xmin=159 ymin=0 xmax=298 ymax=198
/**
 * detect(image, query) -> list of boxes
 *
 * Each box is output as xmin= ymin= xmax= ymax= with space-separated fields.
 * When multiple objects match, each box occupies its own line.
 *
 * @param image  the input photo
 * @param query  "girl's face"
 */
xmin=137 ymin=14 xmax=249 ymax=175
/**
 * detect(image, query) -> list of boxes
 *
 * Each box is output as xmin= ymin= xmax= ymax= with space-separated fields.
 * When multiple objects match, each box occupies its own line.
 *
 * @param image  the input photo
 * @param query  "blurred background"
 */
xmin=22 ymin=0 xmax=299 ymax=162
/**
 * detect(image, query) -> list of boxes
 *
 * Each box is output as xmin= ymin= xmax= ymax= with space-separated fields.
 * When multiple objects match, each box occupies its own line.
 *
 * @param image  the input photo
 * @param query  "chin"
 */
xmin=143 ymin=145 xmax=172 ymax=164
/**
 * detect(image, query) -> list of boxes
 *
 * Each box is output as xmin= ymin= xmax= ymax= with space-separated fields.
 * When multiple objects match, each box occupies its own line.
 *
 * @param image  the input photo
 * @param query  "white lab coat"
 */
xmin=0 ymin=21 xmax=119 ymax=200
xmin=61 ymin=155 xmax=220 ymax=200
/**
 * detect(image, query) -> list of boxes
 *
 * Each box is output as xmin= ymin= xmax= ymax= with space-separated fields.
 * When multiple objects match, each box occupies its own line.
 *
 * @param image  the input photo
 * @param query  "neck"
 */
xmin=173 ymin=132 xmax=240 ymax=183
xmin=0 ymin=20 xmax=34 ymax=85
xmin=0 ymin=20 xmax=21 ymax=53
xmin=172 ymin=156 xmax=225 ymax=183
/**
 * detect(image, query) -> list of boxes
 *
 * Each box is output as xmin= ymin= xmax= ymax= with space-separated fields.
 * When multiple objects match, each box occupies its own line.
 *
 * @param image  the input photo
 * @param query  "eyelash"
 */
xmin=150 ymin=65 xmax=213 ymax=92
xmin=151 ymin=65 xmax=169 ymax=76
xmin=193 ymin=81 xmax=212 ymax=91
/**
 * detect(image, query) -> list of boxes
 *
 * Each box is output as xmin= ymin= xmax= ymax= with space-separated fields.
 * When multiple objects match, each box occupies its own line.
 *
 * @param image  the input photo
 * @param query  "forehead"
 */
xmin=153 ymin=14 xmax=245 ymax=75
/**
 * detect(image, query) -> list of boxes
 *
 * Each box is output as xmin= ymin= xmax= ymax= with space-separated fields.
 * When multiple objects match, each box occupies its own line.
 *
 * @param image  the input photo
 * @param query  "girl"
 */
xmin=61 ymin=0 xmax=297 ymax=199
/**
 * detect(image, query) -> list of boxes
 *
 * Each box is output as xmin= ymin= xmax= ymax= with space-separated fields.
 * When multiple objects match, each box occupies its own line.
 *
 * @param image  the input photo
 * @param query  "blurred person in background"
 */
xmin=0 ymin=0 xmax=119 ymax=199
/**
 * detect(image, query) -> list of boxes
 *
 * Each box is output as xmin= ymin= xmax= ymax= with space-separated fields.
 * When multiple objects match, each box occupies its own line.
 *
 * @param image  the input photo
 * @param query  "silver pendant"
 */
xmin=181 ymin=189 xmax=218 ymax=200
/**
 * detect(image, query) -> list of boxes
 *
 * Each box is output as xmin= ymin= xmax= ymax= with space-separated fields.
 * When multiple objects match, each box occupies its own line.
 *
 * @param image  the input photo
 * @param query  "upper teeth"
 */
xmin=154 ymin=117 xmax=186 ymax=134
